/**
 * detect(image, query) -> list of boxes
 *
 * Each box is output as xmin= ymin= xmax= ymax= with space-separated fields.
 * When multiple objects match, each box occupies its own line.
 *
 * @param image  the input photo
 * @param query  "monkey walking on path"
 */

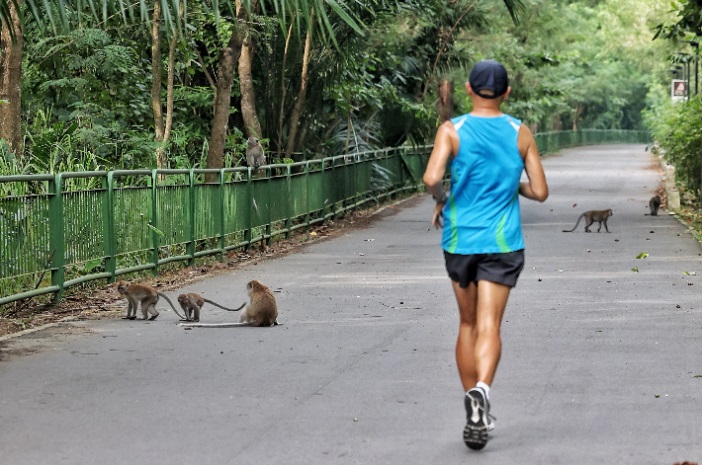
xmin=177 ymin=293 xmax=246 ymax=322
xmin=646 ymin=195 xmax=661 ymax=216
xmin=562 ymin=209 xmax=613 ymax=233
xmin=180 ymin=280 xmax=279 ymax=328
xmin=116 ymin=280 xmax=187 ymax=320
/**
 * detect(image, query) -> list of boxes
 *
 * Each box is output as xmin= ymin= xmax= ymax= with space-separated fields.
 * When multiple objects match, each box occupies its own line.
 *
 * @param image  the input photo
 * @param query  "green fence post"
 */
xmin=187 ymin=168 xmax=196 ymax=266
xmin=285 ymin=165 xmax=292 ymax=238
xmin=104 ymin=173 xmax=116 ymax=281
xmin=218 ymin=169 xmax=225 ymax=258
xmin=265 ymin=169 xmax=272 ymax=246
xmin=151 ymin=170 xmax=159 ymax=275
xmin=330 ymin=158 xmax=336 ymax=219
xmin=304 ymin=162 xmax=311 ymax=230
xmin=49 ymin=174 xmax=65 ymax=302
xmin=244 ymin=168 xmax=252 ymax=250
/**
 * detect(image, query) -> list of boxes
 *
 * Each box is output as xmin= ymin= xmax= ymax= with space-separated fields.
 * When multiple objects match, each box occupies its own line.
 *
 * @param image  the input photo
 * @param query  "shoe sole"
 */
xmin=464 ymin=390 xmax=488 ymax=450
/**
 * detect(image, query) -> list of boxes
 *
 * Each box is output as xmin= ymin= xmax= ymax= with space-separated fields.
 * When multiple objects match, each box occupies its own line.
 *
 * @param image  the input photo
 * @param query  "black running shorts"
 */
xmin=444 ymin=250 xmax=525 ymax=288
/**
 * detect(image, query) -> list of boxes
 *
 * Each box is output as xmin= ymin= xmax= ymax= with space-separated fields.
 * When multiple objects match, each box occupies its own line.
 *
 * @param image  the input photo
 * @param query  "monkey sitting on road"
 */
xmin=562 ymin=209 xmax=613 ymax=233
xmin=646 ymin=195 xmax=661 ymax=216
xmin=177 ymin=293 xmax=246 ymax=322
xmin=116 ymin=280 xmax=186 ymax=320
xmin=179 ymin=280 xmax=279 ymax=328
xmin=239 ymin=279 xmax=279 ymax=327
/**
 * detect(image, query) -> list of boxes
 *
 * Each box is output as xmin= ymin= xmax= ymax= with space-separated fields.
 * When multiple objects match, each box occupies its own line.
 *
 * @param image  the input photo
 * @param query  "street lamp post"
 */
xmin=690 ymin=41 xmax=699 ymax=95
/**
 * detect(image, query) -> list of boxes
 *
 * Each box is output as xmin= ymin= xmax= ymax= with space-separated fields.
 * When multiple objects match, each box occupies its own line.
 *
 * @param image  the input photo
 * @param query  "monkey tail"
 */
xmin=562 ymin=213 xmax=584 ymax=232
xmin=179 ymin=322 xmax=282 ymax=328
xmin=158 ymin=292 xmax=188 ymax=320
xmin=179 ymin=322 xmax=252 ymax=328
xmin=204 ymin=299 xmax=246 ymax=312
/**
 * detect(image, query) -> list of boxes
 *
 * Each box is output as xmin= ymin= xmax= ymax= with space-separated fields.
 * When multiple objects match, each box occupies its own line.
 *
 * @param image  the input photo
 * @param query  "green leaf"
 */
xmin=146 ymin=224 xmax=165 ymax=236
xmin=635 ymin=252 xmax=649 ymax=259
xmin=83 ymin=258 xmax=102 ymax=273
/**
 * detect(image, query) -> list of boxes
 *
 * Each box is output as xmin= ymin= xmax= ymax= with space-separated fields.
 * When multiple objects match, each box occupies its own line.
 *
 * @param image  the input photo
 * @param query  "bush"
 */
xmin=646 ymin=96 xmax=702 ymax=206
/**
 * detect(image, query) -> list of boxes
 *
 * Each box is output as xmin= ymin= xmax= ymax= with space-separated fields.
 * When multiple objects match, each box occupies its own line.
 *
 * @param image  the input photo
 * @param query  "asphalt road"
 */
xmin=1 ymin=144 xmax=700 ymax=465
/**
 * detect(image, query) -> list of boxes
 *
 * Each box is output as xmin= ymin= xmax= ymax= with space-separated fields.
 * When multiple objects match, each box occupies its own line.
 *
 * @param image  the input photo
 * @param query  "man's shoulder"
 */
xmin=503 ymin=113 xmax=521 ymax=125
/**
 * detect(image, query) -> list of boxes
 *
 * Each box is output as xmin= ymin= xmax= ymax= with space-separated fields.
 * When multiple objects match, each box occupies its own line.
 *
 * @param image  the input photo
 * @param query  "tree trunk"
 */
xmin=164 ymin=24 xmax=177 ymax=143
xmin=572 ymin=104 xmax=583 ymax=131
xmin=206 ymin=12 xmax=246 ymax=182
xmin=285 ymin=10 xmax=314 ymax=160
xmin=151 ymin=1 xmax=166 ymax=171
xmin=276 ymin=21 xmax=294 ymax=155
xmin=0 ymin=0 xmax=23 ymax=157
xmin=237 ymin=0 xmax=261 ymax=138
xmin=437 ymin=79 xmax=454 ymax=123
xmin=154 ymin=15 xmax=179 ymax=175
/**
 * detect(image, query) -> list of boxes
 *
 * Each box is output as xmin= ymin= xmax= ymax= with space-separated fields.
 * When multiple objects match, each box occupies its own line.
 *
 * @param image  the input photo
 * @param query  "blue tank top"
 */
xmin=441 ymin=113 xmax=525 ymax=254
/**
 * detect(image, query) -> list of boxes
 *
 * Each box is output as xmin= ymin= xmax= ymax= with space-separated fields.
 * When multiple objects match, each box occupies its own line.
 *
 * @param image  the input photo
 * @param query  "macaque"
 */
xmin=116 ymin=280 xmax=186 ymax=320
xmin=245 ymin=137 xmax=266 ymax=170
xmin=239 ymin=279 xmax=279 ymax=327
xmin=177 ymin=293 xmax=246 ymax=322
xmin=179 ymin=280 xmax=279 ymax=328
xmin=562 ymin=209 xmax=613 ymax=233
xmin=647 ymin=195 xmax=661 ymax=216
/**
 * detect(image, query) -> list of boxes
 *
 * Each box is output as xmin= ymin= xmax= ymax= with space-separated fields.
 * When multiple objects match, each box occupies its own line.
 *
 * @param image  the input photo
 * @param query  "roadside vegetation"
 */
xmin=7 ymin=0 xmax=702 ymax=329
xmin=0 ymin=0 xmax=676 ymax=177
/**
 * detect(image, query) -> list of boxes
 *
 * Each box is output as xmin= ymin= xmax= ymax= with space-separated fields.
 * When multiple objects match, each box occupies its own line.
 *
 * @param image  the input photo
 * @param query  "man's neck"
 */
xmin=470 ymin=97 xmax=504 ymax=117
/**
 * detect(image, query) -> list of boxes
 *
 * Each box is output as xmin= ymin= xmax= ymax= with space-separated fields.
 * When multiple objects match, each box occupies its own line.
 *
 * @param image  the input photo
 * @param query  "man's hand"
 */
xmin=431 ymin=202 xmax=444 ymax=229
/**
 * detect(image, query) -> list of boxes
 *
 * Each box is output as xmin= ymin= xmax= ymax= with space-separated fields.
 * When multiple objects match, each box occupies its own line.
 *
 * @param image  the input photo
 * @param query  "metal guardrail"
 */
xmin=535 ymin=129 xmax=651 ymax=154
xmin=0 ymin=130 xmax=651 ymax=306
xmin=0 ymin=147 xmax=430 ymax=305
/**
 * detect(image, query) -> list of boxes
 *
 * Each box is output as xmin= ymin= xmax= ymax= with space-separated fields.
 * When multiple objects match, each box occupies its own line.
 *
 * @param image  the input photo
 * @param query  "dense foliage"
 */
xmin=0 ymin=0 xmax=677 ymax=176
xmin=646 ymin=0 xmax=702 ymax=206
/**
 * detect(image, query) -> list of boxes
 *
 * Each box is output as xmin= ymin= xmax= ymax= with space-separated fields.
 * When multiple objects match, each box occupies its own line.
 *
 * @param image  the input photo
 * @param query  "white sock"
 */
xmin=476 ymin=381 xmax=491 ymax=400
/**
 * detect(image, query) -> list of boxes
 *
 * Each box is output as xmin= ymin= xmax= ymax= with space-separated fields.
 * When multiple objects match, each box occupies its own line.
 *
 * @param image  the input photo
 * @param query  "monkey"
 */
xmin=562 ymin=209 xmax=613 ymax=233
xmin=179 ymin=279 xmax=279 ymax=328
xmin=239 ymin=279 xmax=279 ymax=327
xmin=177 ymin=293 xmax=246 ymax=322
xmin=245 ymin=136 xmax=266 ymax=171
xmin=646 ymin=195 xmax=661 ymax=216
xmin=116 ymin=280 xmax=186 ymax=320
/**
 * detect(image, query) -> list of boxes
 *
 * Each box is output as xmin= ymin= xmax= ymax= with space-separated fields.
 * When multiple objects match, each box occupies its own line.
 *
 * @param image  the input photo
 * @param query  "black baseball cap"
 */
xmin=469 ymin=60 xmax=509 ymax=99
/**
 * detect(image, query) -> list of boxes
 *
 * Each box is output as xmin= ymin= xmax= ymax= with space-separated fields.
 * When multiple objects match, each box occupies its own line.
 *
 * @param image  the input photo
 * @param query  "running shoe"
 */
xmin=463 ymin=387 xmax=490 ymax=450
xmin=486 ymin=411 xmax=496 ymax=432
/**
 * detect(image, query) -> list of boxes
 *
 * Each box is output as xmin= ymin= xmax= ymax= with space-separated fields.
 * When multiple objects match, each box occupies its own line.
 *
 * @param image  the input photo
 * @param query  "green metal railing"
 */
xmin=535 ymin=129 xmax=650 ymax=154
xmin=0 ymin=147 xmax=430 ymax=305
xmin=0 ymin=129 xmax=651 ymax=306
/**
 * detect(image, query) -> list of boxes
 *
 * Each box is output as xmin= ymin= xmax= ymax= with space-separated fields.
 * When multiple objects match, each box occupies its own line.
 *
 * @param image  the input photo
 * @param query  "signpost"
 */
xmin=671 ymin=79 xmax=688 ymax=102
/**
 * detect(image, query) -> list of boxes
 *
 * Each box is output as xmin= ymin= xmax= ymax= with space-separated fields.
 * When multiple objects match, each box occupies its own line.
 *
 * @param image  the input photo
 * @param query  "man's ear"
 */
xmin=501 ymin=86 xmax=512 ymax=102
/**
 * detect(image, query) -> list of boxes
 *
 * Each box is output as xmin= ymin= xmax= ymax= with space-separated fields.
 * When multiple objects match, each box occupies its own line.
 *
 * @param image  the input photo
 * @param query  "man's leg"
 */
xmin=474 ymin=280 xmax=511 ymax=385
xmin=453 ymin=280 xmax=478 ymax=390
xmin=453 ymin=279 xmax=511 ymax=389
xmin=453 ymin=279 xmax=512 ymax=450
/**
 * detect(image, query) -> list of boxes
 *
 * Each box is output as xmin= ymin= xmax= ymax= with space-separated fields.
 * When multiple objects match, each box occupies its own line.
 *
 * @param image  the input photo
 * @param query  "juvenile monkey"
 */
xmin=179 ymin=280 xmax=279 ymax=328
xmin=562 ymin=209 xmax=613 ymax=233
xmin=177 ymin=293 xmax=246 ymax=322
xmin=116 ymin=280 xmax=186 ymax=320
xmin=646 ymin=195 xmax=661 ymax=216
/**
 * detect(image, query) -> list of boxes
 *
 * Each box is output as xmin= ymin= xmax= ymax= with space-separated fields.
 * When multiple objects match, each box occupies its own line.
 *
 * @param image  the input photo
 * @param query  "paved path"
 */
xmin=0 ymin=144 xmax=700 ymax=464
